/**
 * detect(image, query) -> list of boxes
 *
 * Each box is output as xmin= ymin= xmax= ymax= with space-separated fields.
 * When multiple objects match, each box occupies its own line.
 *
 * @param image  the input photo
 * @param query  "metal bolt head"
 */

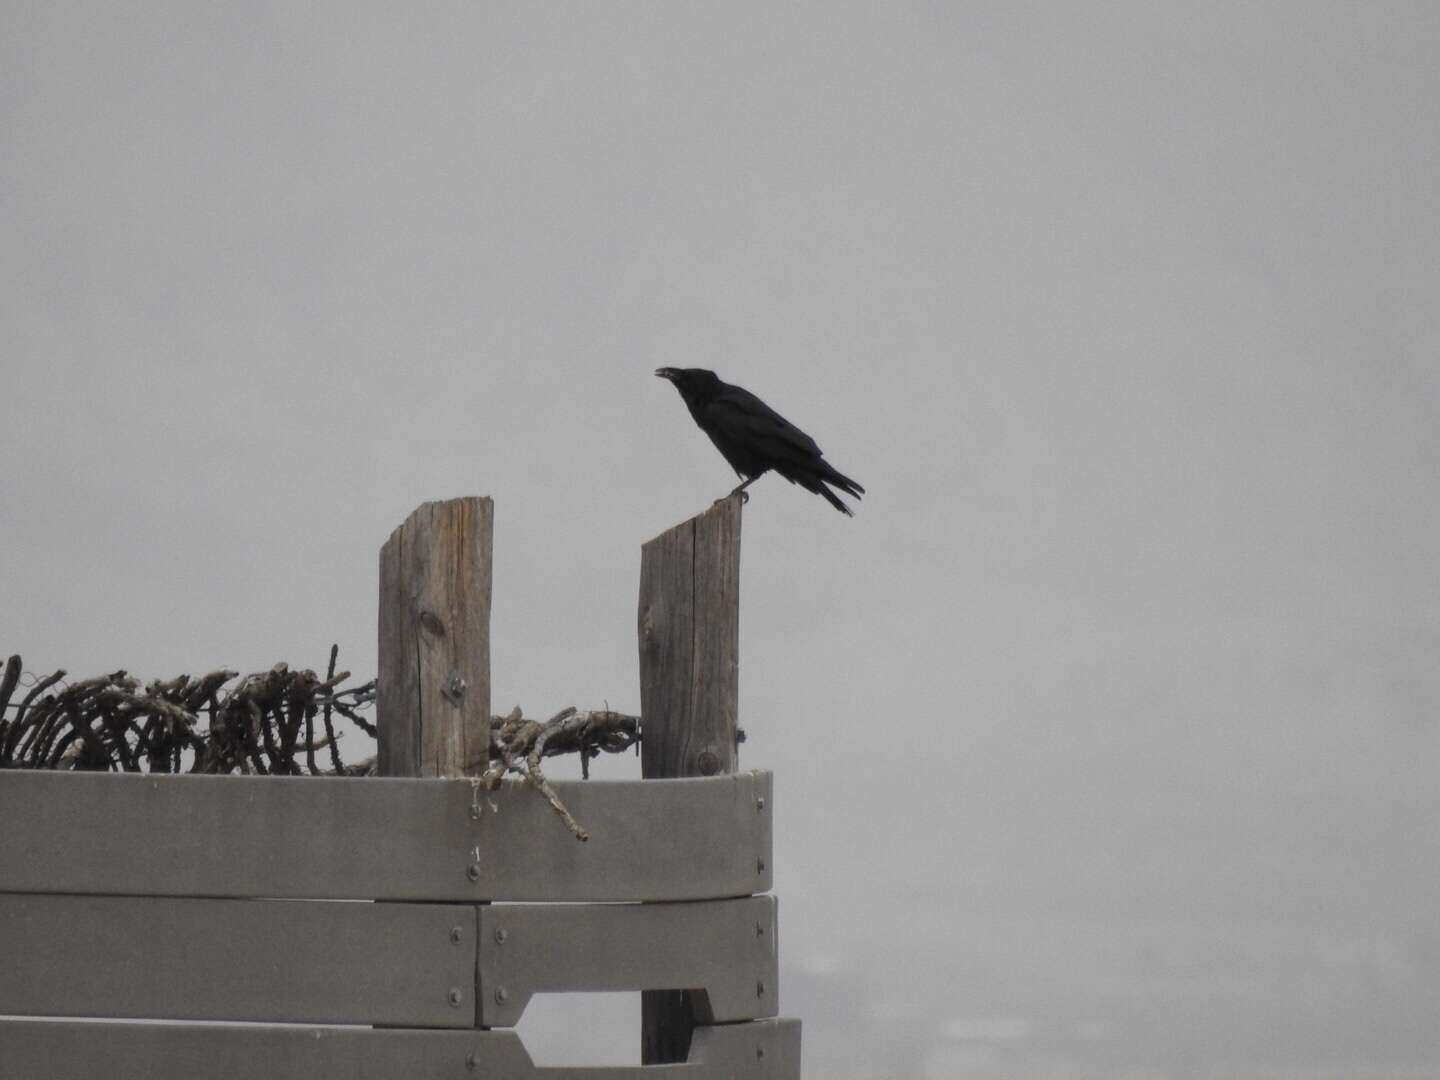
xmin=494 ymin=986 xmax=508 ymax=1004
xmin=494 ymin=927 xmax=508 ymax=944
xmin=467 ymin=863 xmax=481 ymax=882
xmin=697 ymin=749 xmax=721 ymax=775
xmin=757 ymin=856 xmax=766 ymax=873
xmin=448 ymin=988 xmax=463 ymax=1008
xmin=465 ymin=1050 xmax=479 ymax=1071
xmin=756 ymin=796 xmax=766 ymax=811
xmin=756 ymin=922 xmax=765 ymax=937
xmin=757 ymin=980 xmax=766 ymax=998
xmin=757 ymin=1045 xmax=766 ymax=1059
xmin=450 ymin=926 xmax=463 ymax=945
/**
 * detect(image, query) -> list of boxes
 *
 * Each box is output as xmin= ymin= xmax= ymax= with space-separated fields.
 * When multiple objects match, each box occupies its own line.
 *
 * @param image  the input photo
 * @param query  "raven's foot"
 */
xmin=727 ymin=477 xmax=758 ymax=503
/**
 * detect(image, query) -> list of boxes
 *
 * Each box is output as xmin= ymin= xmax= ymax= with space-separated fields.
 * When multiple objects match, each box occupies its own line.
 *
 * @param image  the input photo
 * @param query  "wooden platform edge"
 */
xmin=0 ymin=894 xmax=475 ymax=1028
xmin=0 ymin=769 xmax=773 ymax=902
xmin=0 ymin=1018 xmax=802 ymax=1080
xmin=0 ymin=893 xmax=779 ymax=1029
xmin=478 ymin=896 xmax=778 ymax=1026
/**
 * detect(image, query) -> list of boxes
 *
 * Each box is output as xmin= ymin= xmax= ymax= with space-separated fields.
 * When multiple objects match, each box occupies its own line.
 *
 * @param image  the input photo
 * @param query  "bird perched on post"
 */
xmin=655 ymin=367 xmax=864 ymax=516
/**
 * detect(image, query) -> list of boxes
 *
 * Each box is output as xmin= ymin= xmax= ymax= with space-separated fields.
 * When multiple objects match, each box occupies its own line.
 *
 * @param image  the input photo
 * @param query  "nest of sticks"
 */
xmin=0 ymin=648 xmax=640 ymax=840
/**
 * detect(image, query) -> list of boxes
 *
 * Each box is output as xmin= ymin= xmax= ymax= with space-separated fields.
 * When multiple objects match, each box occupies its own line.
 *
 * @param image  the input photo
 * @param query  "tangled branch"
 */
xmin=0 ymin=651 xmax=641 ymax=838
xmin=472 ymin=705 xmax=642 ymax=841
xmin=0 ymin=650 xmax=376 ymax=776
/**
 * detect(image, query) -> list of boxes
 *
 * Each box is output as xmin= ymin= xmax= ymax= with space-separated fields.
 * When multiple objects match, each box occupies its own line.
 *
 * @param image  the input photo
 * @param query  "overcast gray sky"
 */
xmin=4 ymin=3 xmax=1439 ymax=1077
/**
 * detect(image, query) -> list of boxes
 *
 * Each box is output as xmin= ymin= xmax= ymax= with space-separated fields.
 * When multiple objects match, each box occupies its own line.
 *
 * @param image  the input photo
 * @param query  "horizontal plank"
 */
xmin=0 ymin=895 xmax=475 ymax=1027
xmin=0 ymin=1019 xmax=801 ymax=1080
xmin=478 ymin=897 xmax=778 ymax=1026
xmin=0 ymin=770 xmax=772 ymax=901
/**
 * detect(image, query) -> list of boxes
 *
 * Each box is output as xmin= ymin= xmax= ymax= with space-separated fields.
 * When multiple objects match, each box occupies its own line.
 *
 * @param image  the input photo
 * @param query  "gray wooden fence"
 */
xmin=0 ymin=497 xmax=801 ymax=1078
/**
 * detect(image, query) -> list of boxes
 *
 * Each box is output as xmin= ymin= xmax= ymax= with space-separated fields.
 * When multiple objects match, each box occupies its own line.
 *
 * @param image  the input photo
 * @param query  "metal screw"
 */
xmin=450 ymin=926 xmax=463 ymax=945
xmin=465 ymin=1050 xmax=479 ymax=1072
xmin=757 ymin=1045 xmax=766 ymax=1059
xmin=697 ymin=749 xmax=721 ymax=775
xmin=443 ymin=672 xmax=467 ymax=703
xmin=467 ymin=863 xmax=481 ymax=882
xmin=448 ymin=989 xmax=463 ymax=1008
xmin=756 ymin=922 xmax=765 ymax=937
xmin=757 ymin=980 xmax=766 ymax=998
xmin=757 ymin=857 xmax=766 ymax=873
xmin=494 ymin=987 xmax=508 ymax=1004
xmin=494 ymin=927 xmax=508 ymax=944
xmin=756 ymin=796 xmax=765 ymax=811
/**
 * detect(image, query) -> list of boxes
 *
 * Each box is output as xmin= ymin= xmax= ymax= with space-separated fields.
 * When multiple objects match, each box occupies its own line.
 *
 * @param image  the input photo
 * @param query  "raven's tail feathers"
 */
xmin=822 ymin=464 xmax=864 ymax=500
xmin=816 ymin=483 xmax=856 ymax=517
xmin=777 ymin=460 xmax=864 ymax=516
xmin=816 ymin=461 xmax=863 ymax=516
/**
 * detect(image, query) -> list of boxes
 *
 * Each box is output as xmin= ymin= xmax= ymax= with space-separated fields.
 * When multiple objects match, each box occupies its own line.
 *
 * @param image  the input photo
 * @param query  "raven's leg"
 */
xmin=728 ymin=475 xmax=761 ymax=503
xmin=713 ymin=475 xmax=759 ymax=507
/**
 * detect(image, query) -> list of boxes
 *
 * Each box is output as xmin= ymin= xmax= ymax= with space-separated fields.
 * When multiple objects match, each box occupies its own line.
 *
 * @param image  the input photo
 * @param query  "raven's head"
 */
xmin=655 ymin=367 xmax=722 ymax=403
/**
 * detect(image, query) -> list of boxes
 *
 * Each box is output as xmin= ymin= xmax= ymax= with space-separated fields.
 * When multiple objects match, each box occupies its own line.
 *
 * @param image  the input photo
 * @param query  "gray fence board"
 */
xmin=0 ymin=895 xmax=475 ymax=1027
xmin=0 ymin=770 xmax=772 ymax=901
xmin=0 ymin=1019 xmax=801 ymax=1080
xmin=478 ymin=897 xmax=778 ymax=1026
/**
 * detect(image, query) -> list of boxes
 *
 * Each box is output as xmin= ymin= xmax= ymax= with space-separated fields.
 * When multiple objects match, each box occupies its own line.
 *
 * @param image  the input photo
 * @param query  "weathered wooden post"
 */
xmin=637 ymin=494 xmax=743 ymax=1063
xmin=377 ymin=497 xmax=493 ymax=778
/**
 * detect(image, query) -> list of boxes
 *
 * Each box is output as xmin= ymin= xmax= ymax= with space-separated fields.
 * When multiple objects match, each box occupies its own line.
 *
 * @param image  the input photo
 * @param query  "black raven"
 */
xmin=655 ymin=368 xmax=864 ymax=516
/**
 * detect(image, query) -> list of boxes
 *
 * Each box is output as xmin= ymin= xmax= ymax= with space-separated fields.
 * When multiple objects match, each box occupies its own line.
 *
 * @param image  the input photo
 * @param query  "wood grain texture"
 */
xmin=378 ymin=497 xmax=493 ymax=778
xmin=0 ymin=770 xmax=772 ymax=902
xmin=0 ymin=1019 xmax=801 ymax=1080
xmin=638 ymin=495 xmax=741 ymax=779
xmin=638 ymin=495 xmax=743 ymax=1064
xmin=0 ymin=894 xmax=476 ymax=1027
xmin=477 ymin=896 xmax=777 ymax=1026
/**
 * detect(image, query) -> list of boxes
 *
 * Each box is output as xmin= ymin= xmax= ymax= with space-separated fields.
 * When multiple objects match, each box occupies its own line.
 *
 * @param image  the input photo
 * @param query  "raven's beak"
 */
xmin=654 ymin=367 xmax=677 ymax=381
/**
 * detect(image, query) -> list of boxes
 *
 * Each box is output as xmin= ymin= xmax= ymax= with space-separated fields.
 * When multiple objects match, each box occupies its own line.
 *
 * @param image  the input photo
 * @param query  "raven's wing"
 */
xmin=701 ymin=385 xmax=822 ymax=463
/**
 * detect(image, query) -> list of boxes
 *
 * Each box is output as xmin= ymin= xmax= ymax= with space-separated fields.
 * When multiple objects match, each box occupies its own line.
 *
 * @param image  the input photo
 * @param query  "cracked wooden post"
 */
xmin=638 ymin=494 xmax=742 ymax=1064
xmin=378 ymin=497 xmax=493 ymax=778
